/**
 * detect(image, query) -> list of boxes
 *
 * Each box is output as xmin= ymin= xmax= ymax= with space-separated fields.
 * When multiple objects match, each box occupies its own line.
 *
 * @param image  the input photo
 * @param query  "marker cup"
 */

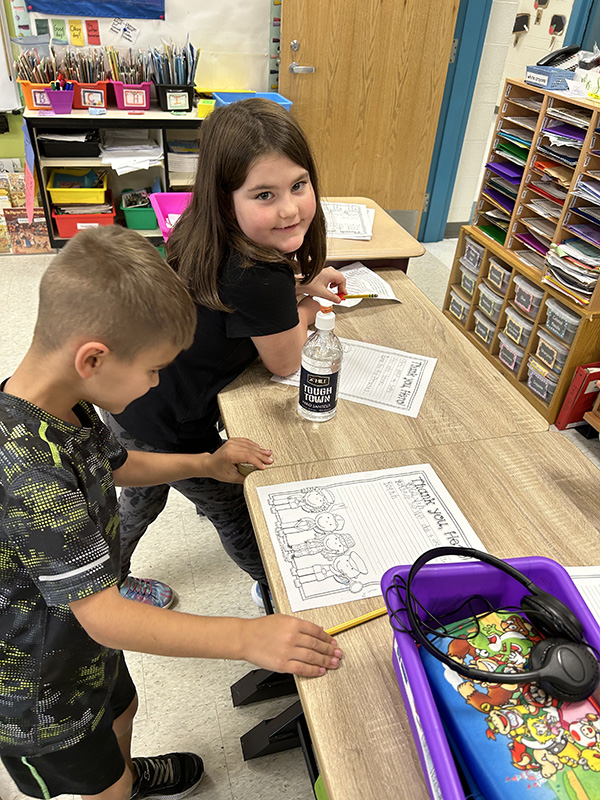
xmin=45 ymin=89 xmax=74 ymax=115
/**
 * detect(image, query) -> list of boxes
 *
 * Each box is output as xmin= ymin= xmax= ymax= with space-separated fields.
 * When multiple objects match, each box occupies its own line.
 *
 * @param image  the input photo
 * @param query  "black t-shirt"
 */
xmin=115 ymin=251 xmax=299 ymax=452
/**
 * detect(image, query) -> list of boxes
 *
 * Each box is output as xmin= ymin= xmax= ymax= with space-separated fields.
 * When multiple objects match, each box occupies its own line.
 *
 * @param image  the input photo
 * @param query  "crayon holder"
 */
xmin=18 ymin=80 xmax=52 ymax=110
xmin=111 ymin=80 xmax=152 ymax=110
xmin=71 ymin=80 xmax=109 ymax=110
xmin=153 ymin=79 xmax=194 ymax=112
xmin=45 ymin=89 xmax=74 ymax=115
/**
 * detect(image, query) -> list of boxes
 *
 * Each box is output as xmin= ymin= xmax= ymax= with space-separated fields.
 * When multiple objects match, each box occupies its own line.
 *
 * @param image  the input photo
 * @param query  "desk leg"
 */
xmin=231 ymin=668 xmax=297 ymax=707
xmin=240 ymin=699 xmax=304 ymax=760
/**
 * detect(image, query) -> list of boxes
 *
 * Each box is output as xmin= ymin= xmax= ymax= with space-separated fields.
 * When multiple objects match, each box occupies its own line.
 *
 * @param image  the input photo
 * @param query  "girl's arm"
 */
xmin=71 ymin=586 xmax=342 ymax=678
xmin=252 ymin=296 xmax=320 ymax=376
xmin=114 ymin=439 xmax=273 ymax=487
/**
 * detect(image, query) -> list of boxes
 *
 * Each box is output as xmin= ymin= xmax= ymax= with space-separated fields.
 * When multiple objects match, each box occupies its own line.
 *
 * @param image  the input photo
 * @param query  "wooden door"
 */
xmin=279 ymin=0 xmax=460 ymax=233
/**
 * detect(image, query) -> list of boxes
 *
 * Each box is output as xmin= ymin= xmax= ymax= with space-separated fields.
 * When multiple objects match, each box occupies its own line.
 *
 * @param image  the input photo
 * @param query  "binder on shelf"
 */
xmin=555 ymin=360 xmax=600 ymax=429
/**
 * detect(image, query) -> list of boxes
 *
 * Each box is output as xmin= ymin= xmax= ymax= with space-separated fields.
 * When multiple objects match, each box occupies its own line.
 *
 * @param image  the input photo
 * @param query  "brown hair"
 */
xmin=167 ymin=98 xmax=327 ymax=311
xmin=34 ymin=226 xmax=196 ymax=359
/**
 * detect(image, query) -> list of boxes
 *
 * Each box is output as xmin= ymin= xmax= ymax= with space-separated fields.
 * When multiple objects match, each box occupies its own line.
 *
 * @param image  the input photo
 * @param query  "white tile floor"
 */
xmin=0 ymin=242 xmax=598 ymax=800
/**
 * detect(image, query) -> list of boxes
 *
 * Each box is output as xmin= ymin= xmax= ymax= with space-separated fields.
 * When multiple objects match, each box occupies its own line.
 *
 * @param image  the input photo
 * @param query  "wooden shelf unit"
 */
xmin=444 ymin=79 xmax=600 ymax=424
xmin=470 ymin=78 xmax=600 ymax=312
xmin=443 ymin=225 xmax=600 ymax=423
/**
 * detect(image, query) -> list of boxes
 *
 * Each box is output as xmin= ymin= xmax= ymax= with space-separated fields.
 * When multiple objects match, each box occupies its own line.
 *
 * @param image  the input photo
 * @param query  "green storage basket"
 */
xmin=121 ymin=199 xmax=158 ymax=231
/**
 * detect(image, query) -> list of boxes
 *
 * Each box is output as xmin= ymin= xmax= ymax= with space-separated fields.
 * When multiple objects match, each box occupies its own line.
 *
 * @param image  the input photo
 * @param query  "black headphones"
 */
xmin=404 ymin=547 xmax=599 ymax=703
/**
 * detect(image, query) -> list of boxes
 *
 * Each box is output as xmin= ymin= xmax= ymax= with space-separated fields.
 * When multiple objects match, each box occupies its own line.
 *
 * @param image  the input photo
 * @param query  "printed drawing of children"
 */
xmin=293 ymin=552 xmax=368 ymax=597
xmin=269 ymin=487 xmax=335 ymax=513
xmin=286 ymin=532 xmax=355 ymax=562
xmin=278 ymin=512 xmax=354 ymax=562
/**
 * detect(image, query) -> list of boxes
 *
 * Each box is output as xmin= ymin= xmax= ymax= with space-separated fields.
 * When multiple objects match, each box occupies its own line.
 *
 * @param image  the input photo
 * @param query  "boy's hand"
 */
xmin=241 ymin=614 xmax=343 ymax=677
xmin=300 ymin=266 xmax=347 ymax=305
xmin=202 ymin=438 xmax=273 ymax=483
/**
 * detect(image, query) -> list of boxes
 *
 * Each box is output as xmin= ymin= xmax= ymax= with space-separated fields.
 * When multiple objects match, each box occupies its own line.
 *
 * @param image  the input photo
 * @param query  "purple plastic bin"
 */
xmin=149 ymin=192 xmax=192 ymax=241
xmin=45 ymin=89 xmax=74 ymax=115
xmin=111 ymin=80 xmax=151 ymax=110
xmin=381 ymin=556 xmax=600 ymax=800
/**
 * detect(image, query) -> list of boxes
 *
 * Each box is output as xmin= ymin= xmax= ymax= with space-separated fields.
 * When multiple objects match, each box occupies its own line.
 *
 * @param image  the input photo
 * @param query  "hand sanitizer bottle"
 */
xmin=298 ymin=304 xmax=343 ymax=422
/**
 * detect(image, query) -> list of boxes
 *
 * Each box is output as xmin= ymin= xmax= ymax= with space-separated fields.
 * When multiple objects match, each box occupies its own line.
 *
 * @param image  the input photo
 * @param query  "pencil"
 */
xmin=340 ymin=293 xmax=379 ymax=299
xmin=326 ymin=606 xmax=388 ymax=636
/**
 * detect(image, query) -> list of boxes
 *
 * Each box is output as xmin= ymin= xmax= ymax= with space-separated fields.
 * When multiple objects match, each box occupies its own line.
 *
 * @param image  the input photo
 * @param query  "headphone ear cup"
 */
xmin=521 ymin=591 xmax=584 ymax=642
xmin=528 ymin=638 xmax=599 ymax=703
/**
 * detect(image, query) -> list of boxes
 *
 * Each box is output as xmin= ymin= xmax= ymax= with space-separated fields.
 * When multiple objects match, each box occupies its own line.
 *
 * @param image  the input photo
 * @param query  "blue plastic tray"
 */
xmin=212 ymin=91 xmax=292 ymax=111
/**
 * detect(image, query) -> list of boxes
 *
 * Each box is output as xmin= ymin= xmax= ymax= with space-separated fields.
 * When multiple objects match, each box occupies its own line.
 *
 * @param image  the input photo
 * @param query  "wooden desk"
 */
xmin=243 ymin=433 xmax=600 ymax=800
xmin=219 ymin=269 xmax=548 ymax=467
xmin=324 ymin=196 xmax=425 ymax=271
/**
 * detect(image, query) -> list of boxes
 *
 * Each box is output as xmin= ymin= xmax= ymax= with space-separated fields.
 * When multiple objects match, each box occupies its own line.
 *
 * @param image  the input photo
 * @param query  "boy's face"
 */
xmin=90 ymin=341 xmax=180 ymax=414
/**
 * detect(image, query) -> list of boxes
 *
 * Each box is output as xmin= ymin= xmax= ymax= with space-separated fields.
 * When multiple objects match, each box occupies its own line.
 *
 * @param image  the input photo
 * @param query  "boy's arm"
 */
xmin=114 ymin=438 xmax=273 ymax=486
xmin=71 ymin=586 xmax=342 ymax=678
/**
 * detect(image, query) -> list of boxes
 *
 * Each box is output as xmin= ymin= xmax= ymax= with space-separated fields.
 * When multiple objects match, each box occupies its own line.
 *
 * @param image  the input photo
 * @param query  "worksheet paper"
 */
xmin=272 ymin=339 xmax=436 ymax=417
xmin=257 ymin=465 xmax=487 ymax=612
xmin=566 ymin=566 xmax=600 ymax=621
xmin=322 ymin=201 xmax=375 ymax=240
xmin=336 ymin=262 xmax=400 ymax=305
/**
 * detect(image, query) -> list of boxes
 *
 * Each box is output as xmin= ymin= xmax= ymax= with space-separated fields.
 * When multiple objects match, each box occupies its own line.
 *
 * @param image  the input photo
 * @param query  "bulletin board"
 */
xmin=12 ymin=0 xmax=272 ymax=90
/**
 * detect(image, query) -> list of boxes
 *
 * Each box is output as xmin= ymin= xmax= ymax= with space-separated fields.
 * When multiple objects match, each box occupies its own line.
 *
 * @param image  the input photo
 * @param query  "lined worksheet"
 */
xmin=257 ymin=465 xmax=486 ymax=612
xmin=567 ymin=566 xmax=600 ymax=621
xmin=272 ymin=339 xmax=436 ymax=417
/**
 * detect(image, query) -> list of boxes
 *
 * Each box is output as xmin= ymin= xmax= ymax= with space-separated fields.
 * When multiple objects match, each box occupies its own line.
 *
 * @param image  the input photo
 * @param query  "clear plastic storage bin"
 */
xmin=477 ymin=282 xmax=504 ymax=323
xmin=544 ymin=297 xmax=581 ymax=344
xmin=487 ymin=258 xmax=511 ymax=294
xmin=458 ymin=262 xmax=478 ymax=296
xmin=462 ymin=236 xmax=485 ymax=272
xmin=513 ymin=275 xmax=544 ymax=318
xmin=527 ymin=356 xmax=559 ymax=403
xmin=535 ymin=328 xmax=570 ymax=374
xmin=473 ymin=310 xmax=495 ymax=347
xmin=504 ymin=305 xmax=534 ymax=348
xmin=448 ymin=288 xmax=470 ymax=324
xmin=497 ymin=331 xmax=525 ymax=373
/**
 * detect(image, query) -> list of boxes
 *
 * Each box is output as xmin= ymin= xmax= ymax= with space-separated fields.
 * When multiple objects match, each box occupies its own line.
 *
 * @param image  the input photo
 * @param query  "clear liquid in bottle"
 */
xmin=298 ymin=305 xmax=343 ymax=422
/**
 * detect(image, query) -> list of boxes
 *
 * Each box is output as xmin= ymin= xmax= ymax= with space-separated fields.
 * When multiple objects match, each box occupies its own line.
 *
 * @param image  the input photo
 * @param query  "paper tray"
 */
xmin=149 ymin=192 xmax=192 ymax=241
xmin=380 ymin=556 xmax=600 ymax=800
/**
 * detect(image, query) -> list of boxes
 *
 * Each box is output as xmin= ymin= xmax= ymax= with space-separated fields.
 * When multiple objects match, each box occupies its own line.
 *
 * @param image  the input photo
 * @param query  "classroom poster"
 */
xmin=28 ymin=0 xmax=165 ymax=20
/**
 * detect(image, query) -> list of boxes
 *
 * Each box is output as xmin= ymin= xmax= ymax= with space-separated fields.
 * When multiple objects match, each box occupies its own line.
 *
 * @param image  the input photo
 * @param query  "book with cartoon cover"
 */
xmin=420 ymin=609 xmax=600 ymax=798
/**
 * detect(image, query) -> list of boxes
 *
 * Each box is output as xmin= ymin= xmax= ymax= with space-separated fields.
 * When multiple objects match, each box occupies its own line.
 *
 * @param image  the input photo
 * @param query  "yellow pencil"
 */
xmin=340 ymin=293 xmax=379 ymax=299
xmin=326 ymin=606 xmax=388 ymax=636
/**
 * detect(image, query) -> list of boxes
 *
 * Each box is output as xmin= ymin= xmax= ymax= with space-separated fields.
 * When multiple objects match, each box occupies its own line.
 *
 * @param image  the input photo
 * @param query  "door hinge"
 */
xmin=423 ymin=193 xmax=430 ymax=214
xmin=449 ymin=38 xmax=458 ymax=64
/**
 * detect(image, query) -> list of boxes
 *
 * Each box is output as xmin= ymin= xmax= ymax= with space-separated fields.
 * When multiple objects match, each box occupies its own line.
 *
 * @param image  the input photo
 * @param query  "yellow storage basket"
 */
xmin=47 ymin=169 xmax=108 ymax=204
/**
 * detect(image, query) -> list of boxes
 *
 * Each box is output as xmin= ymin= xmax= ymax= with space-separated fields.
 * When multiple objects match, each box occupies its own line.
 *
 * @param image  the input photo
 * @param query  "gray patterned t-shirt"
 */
xmin=0 ymin=389 xmax=127 ymax=755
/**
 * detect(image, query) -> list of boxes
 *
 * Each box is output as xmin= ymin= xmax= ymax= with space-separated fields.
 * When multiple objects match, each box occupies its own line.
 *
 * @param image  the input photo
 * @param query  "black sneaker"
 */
xmin=131 ymin=752 xmax=204 ymax=800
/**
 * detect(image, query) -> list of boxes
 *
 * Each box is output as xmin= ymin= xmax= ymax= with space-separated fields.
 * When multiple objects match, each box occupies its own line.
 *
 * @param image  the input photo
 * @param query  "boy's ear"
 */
xmin=74 ymin=342 xmax=111 ymax=380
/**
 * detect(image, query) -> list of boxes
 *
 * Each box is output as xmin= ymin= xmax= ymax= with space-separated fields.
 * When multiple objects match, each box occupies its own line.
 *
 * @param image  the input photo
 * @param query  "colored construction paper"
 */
xmin=85 ymin=19 xmax=100 ymax=45
xmin=34 ymin=18 xmax=49 ymax=35
xmin=68 ymin=19 xmax=85 ymax=46
xmin=51 ymin=18 xmax=67 ymax=43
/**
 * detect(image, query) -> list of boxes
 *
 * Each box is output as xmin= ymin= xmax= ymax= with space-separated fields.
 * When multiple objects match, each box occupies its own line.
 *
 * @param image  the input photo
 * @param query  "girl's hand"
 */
xmin=241 ymin=615 xmax=343 ymax=677
xmin=204 ymin=438 xmax=273 ymax=483
xmin=299 ymin=266 xmax=347 ymax=305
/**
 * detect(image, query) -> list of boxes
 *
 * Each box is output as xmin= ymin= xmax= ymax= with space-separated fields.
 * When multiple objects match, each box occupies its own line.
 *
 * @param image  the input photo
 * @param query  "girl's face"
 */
xmin=232 ymin=153 xmax=316 ymax=254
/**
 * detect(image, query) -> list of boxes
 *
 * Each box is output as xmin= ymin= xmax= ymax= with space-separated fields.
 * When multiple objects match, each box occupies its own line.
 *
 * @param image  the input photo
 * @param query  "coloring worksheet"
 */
xmin=257 ymin=465 xmax=487 ymax=612
xmin=272 ymin=339 xmax=436 ymax=417
xmin=322 ymin=201 xmax=374 ymax=239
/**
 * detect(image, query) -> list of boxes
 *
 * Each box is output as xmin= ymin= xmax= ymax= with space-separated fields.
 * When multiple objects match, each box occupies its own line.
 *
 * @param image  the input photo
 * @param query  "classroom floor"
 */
xmin=0 ymin=243 xmax=598 ymax=800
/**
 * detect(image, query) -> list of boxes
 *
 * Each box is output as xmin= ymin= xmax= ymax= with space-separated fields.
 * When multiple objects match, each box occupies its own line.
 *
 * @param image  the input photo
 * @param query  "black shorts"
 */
xmin=1 ymin=654 xmax=137 ymax=798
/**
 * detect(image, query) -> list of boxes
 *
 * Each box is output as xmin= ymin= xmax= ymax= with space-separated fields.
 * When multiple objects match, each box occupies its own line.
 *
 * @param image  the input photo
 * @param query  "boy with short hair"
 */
xmin=0 ymin=227 xmax=342 ymax=800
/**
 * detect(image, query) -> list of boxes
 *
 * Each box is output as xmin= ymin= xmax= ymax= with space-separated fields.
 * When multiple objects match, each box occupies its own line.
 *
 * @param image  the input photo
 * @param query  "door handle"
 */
xmin=289 ymin=62 xmax=315 ymax=74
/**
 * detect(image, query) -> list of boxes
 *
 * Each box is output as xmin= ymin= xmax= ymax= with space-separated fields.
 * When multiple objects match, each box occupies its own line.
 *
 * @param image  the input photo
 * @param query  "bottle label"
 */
xmin=299 ymin=368 xmax=339 ymax=414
